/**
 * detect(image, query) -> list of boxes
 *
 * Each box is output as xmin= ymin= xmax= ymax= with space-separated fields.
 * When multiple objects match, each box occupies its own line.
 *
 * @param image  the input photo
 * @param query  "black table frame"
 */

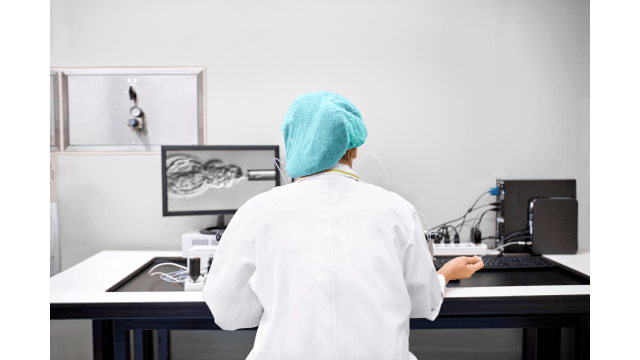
xmin=51 ymin=294 xmax=589 ymax=360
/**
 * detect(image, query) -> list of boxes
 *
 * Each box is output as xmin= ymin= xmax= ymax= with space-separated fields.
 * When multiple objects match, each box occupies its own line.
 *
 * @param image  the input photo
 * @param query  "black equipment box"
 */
xmin=529 ymin=198 xmax=578 ymax=255
xmin=496 ymin=179 xmax=576 ymax=253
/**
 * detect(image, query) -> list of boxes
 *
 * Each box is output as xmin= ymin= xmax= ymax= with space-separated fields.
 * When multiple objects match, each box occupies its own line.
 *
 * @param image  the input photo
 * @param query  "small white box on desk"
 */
xmin=182 ymin=230 xmax=220 ymax=258
xmin=187 ymin=245 xmax=218 ymax=273
xmin=434 ymin=243 xmax=487 ymax=256
xmin=184 ymin=275 xmax=206 ymax=292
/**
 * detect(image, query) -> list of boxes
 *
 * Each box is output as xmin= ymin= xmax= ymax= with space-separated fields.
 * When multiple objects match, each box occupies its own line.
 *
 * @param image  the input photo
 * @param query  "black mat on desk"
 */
xmin=444 ymin=267 xmax=589 ymax=288
xmin=109 ymin=257 xmax=589 ymax=292
xmin=109 ymin=258 xmax=188 ymax=292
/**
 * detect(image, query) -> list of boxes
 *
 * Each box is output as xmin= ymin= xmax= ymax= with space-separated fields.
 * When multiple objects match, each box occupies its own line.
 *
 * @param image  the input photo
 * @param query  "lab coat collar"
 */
xmin=329 ymin=163 xmax=359 ymax=178
xmin=295 ymin=163 xmax=360 ymax=183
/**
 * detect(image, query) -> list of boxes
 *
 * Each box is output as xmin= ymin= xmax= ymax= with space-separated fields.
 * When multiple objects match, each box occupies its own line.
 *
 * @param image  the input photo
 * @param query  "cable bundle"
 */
xmin=148 ymin=262 xmax=190 ymax=284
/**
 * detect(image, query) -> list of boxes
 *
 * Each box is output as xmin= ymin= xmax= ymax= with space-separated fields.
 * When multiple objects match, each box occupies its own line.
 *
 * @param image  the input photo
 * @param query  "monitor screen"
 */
xmin=162 ymin=145 xmax=280 ymax=216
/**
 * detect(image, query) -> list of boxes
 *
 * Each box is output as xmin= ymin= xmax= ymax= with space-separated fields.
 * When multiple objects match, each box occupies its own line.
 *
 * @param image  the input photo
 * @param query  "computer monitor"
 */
xmin=161 ymin=145 xmax=281 ymax=221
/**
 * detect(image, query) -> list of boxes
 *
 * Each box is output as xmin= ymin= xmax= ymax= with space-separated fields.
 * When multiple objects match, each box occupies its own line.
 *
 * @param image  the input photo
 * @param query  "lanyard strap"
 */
xmin=296 ymin=169 xmax=361 ymax=182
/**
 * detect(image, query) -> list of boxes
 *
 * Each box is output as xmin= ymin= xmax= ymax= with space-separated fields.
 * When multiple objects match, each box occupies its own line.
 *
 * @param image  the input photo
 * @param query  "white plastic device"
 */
xmin=433 ymin=243 xmax=487 ymax=256
xmin=184 ymin=275 xmax=206 ymax=292
xmin=182 ymin=230 xmax=220 ymax=258
xmin=187 ymin=245 xmax=217 ymax=273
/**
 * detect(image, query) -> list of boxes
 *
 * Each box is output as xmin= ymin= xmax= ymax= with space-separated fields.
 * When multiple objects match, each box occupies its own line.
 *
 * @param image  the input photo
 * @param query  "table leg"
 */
xmin=536 ymin=328 xmax=561 ymax=360
xmin=133 ymin=330 xmax=155 ymax=360
xmin=92 ymin=320 xmax=114 ymax=360
xmin=522 ymin=328 xmax=536 ymax=360
xmin=574 ymin=316 xmax=590 ymax=360
xmin=133 ymin=330 xmax=143 ymax=360
xmin=157 ymin=330 xmax=170 ymax=360
xmin=113 ymin=320 xmax=128 ymax=360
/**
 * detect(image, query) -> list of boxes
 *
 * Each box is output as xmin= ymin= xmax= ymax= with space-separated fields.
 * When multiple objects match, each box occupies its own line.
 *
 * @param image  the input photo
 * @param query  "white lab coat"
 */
xmin=203 ymin=163 xmax=446 ymax=360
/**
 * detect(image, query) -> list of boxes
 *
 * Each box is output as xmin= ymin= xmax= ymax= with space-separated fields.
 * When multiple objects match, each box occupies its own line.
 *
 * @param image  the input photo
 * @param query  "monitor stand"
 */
xmin=200 ymin=215 xmax=227 ymax=235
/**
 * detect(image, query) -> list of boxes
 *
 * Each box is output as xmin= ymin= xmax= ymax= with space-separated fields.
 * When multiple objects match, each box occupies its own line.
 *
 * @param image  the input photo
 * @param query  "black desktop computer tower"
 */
xmin=496 ymin=179 xmax=576 ymax=253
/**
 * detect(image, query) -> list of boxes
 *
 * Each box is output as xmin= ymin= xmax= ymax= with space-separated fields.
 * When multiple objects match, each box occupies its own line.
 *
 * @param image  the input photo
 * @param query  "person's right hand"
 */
xmin=437 ymin=256 xmax=484 ymax=283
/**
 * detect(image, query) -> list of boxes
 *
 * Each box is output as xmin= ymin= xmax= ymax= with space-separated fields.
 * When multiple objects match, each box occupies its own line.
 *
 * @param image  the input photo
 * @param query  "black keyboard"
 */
xmin=433 ymin=256 xmax=555 ymax=271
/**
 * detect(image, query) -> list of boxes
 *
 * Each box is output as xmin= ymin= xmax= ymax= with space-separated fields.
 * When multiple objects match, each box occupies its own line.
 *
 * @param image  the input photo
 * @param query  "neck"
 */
xmin=304 ymin=161 xmax=353 ymax=179
xmin=338 ymin=158 xmax=353 ymax=168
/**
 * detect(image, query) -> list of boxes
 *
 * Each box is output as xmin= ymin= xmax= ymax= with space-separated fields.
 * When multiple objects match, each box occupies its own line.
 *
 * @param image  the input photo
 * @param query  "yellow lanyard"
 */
xmin=296 ymin=169 xmax=361 ymax=182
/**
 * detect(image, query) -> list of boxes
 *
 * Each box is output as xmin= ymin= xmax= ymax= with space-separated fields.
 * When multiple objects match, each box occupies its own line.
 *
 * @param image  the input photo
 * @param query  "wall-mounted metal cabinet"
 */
xmin=52 ymin=67 xmax=206 ymax=153
xmin=50 ymin=70 xmax=60 ymax=152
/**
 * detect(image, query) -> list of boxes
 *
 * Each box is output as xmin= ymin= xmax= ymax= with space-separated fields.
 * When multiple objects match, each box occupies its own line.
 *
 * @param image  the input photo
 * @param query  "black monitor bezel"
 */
xmin=161 ymin=145 xmax=280 ymax=216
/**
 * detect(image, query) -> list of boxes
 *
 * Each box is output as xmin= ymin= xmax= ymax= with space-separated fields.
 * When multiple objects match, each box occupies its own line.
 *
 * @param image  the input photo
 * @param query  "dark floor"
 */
xmin=169 ymin=328 xmax=523 ymax=360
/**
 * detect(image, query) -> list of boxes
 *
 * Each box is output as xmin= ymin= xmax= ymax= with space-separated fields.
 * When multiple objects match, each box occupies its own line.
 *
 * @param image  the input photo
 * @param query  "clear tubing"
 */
xmin=416 ymin=211 xmax=432 ymax=235
xmin=148 ymin=262 xmax=188 ymax=275
xmin=353 ymin=151 xmax=388 ymax=189
xmin=274 ymin=158 xmax=288 ymax=184
xmin=149 ymin=270 xmax=191 ymax=283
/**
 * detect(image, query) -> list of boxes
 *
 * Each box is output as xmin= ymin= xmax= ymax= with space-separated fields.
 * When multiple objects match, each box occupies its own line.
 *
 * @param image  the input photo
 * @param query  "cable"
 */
xmin=150 ymin=271 xmax=186 ymax=283
xmin=456 ymin=216 xmax=484 ymax=230
xmin=473 ymin=207 xmax=500 ymax=230
xmin=431 ymin=215 xmax=466 ymax=231
xmin=446 ymin=224 xmax=460 ymax=243
xmin=476 ymin=232 xmax=530 ymax=251
xmin=431 ymin=203 xmax=494 ymax=230
xmin=148 ymin=263 xmax=191 ymax=284
xmin=274 ymin=158 xmax=288 ymax=184
xmin=442 ymin=226 xmax=450 ymax=243
xmin=167 ymin=270 xmax=191 ymax=283
xmin=416 ymin=211 xmax=431 ymax=235
xmin=446 ymin=224 xmax=459 ymax=237
xmin=148 ymin=262 xmax=188 ymax=274
xmin=353 ymin=151 xmax=388 ymax=189
xmin=457 ymin=192 xmax=488 ymax=232
xmin=504 ymin=235 xmax=532 ymax=244
xmin=500 ymin=230 xmax=530 ymax=244
xmin=418 ymin=188 xmax=501 ymax=236
xmin=492 ymin=235 xmax=532 ymax=255
xmin=168 ymin=271 xmax=190 ymax=283
xmin=481 ymin=240 xmax=532 ymax=259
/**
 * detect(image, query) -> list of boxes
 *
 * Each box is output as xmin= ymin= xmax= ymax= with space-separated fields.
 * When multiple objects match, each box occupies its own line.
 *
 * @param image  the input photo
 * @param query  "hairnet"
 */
xmin=281 ymin=92 xmax=368 ymax=178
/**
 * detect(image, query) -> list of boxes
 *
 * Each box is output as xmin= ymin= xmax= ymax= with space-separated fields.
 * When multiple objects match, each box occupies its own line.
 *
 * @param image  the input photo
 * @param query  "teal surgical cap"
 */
xmin=281 ymin=91 xmax=368 ymax=178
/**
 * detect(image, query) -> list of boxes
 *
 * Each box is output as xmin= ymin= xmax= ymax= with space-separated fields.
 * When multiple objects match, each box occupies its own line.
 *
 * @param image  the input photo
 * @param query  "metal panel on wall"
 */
xmin=50 ymin=70 xmax=60 ymax=151
xmin=58 ymin=67 xmax=206 ymax=152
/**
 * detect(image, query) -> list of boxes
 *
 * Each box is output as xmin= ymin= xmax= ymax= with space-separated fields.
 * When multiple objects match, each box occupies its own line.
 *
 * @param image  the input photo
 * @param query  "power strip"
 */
xmin=433 ymin=243 xmax=487 ymax=256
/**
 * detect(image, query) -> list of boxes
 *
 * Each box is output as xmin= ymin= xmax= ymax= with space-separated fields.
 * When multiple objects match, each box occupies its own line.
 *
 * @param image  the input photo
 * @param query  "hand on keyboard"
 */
xmin=436 ymin=256 xmax=484 ymax=283
xmin=434 ymin=256 xmax=555 ymax=271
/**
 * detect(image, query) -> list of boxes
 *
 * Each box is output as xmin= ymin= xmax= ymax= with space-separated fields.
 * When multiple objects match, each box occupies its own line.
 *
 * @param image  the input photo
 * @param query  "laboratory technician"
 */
xmin=203 ymin=91 xmax=484 ymax=360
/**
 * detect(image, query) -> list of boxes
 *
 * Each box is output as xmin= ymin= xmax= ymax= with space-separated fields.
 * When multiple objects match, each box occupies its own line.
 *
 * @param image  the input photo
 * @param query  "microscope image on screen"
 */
xmin=166 ymin=156 xmax=246 ymax=197
xmin=163 ymin=147 xmax=279 ymax=214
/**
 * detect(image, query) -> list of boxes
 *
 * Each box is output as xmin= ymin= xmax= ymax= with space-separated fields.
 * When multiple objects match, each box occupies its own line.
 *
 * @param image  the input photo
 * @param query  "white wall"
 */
xmin=51 ymin=0 xmax=589 ymax=359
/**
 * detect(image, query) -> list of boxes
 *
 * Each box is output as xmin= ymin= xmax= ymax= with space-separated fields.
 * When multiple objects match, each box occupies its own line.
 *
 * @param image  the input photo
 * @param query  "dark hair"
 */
xmin=339 ymin=148 xmax=357 ymax=163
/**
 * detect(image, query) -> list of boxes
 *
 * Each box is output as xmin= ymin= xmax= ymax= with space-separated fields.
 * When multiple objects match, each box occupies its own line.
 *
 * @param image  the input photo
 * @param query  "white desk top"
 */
xmin=544 ymin=249 xmax=590 ymax=277
xmin=50 ymin=250 xmax=590 ymax=305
